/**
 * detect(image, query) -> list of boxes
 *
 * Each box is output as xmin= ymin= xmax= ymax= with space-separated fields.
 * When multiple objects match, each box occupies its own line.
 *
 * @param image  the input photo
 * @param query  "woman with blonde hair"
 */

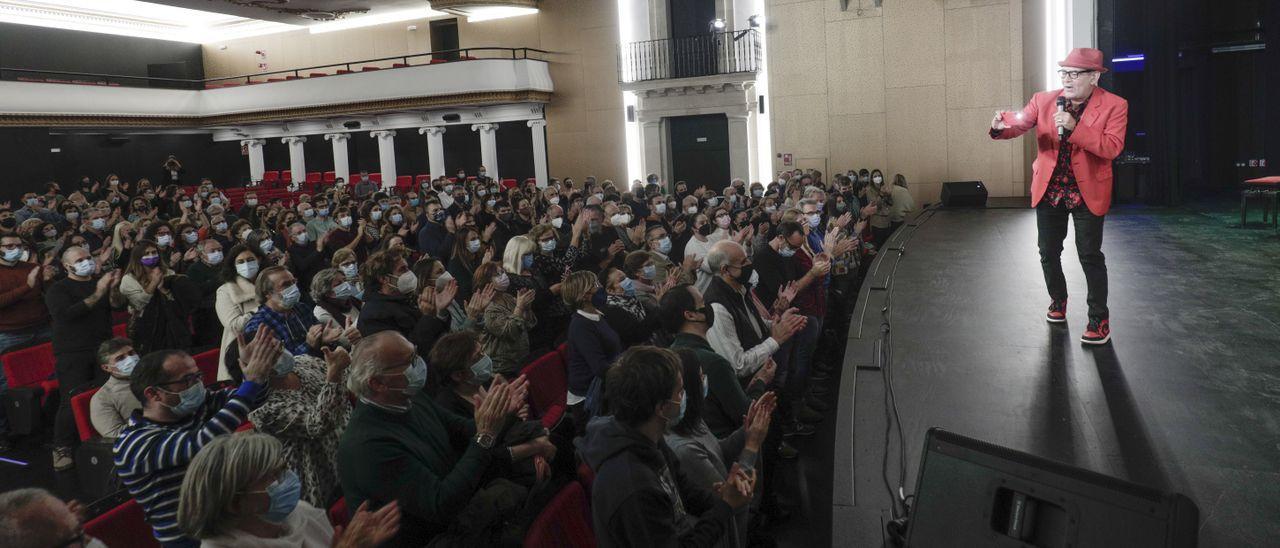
xmin=177 ymin=432 xmax=399 ymax=548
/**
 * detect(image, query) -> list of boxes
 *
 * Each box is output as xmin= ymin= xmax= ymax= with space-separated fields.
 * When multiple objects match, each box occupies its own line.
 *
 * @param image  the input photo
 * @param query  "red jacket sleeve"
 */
xmin=991 ymin=93 xmax=1041 ymax=140
xmin=1068 ymin=98 xmax=1128 ymax=161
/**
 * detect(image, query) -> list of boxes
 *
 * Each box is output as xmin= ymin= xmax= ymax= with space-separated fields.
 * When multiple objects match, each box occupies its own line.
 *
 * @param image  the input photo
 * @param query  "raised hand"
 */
xmin=743 ymin=391 xmax=778 ymax=451
xmin=434 ymin=279 xmax=458 ymax=312
xmin=417 ymin=286 xmax=438 ymax=316
xmin=483 ymin=222 xmax=497 ymax=241
xmin=655 ymin=274 xmax=679 ymax=300
xmin=607 ymin=239 xmax=624 ymax=257
xmin=465 ymin=283 xmax=496 ymax=319
xmin=471 ymin=381 xmax=511 ymax=436
xmin=322 ymin=346 xmax=351 ymax=383
xmin=773 ymin=282 xmax=797 ymax=313
xmin=238 ymin=325 xmax=283 ymax=383
xmin=340 ymin=316 xmax=361 ymax=345
xmin=481 ymin=246 xmax=495 ymax=264
xmin=514 ymin=288 xmax=535 ymax=312
xmin=715 ymin=463 xmax=755 ymax=509
xmin=333 ymin=501 xmax=401 ymax=548
xmin=682 ymin=254 xmax=703 ymax=275
xmin=751 ymin=358 xmax=777 ymax=388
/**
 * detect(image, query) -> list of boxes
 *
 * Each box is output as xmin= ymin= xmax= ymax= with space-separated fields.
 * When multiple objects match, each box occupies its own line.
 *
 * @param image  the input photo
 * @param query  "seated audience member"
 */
xmin=662 ymin=285 xmax=773 ymax=438
xmin=336 ymin=331 xmax=553 ymax=546
xmin=599 ymin=266 xmax=663 ymax=347
xmin=310 ymin=267 xmax=361 ymax=330
xmin=474 ymin=262 xmax=537 ymax=377
xmin=562 ymin=271 xmax=621 ymax=421
xmin=357 ymin=249 xmax=450 ymax=359
xmin=89 ymin=337 xmax=142 ymax=439
xmin=178 ymin=432 xmax=400 ymax=548
xmin=331 ymin=248 xmax=363 ymax=298
xmin=113 ymin=327 xmax=282 ymax=547
xmin=244 ymin=266 xmax=349 ymax=357
xmin=287 ymin=221 xmax=326 ymax=296
xmin=666 ymin=349 xmax=777 ymax=548
xmin=581 ymin=346 xmax=755 ymax=548
xmin=241 ymin=342 xmax=354 ymax=507
xmin=0 ymin=488 xmax=103 ymax=548
xmin=703 ymin=240 xmax=805 ymax=379
xmin=214 ymin=244 xmax=263 ymax=379
xmin=427 ymin=330 xmax=495 ymax=418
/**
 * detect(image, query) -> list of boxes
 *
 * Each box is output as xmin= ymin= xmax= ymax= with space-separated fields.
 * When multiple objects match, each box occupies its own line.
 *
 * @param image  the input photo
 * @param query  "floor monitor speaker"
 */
xmin=941 ymin=181 xmax=988 ymax=207
xmin=905 ymin=428 xmax=1199 ymax=548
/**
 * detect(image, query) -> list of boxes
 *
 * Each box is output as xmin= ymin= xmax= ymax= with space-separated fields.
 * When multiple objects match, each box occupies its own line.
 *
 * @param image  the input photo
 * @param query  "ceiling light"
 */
xmin=710 ymin=18 xmax=726 ymax=31
xmin=463 ymin=6 xmax=538 ymax=23
xmin=309 ymin=7 xmax=447 ymax=34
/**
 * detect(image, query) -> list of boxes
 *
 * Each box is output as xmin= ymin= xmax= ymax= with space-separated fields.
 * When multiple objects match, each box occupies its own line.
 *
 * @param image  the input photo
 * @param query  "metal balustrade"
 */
xmin=618 ymin=29 xmax=760 ymax=84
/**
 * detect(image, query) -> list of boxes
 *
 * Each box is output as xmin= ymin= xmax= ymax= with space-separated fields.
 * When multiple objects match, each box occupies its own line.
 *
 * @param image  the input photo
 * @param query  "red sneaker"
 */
xmin=1046 ymin=299 xmax=1067 ymax=323
xmin=1081 ymin=318 xmax=1111 ymax=345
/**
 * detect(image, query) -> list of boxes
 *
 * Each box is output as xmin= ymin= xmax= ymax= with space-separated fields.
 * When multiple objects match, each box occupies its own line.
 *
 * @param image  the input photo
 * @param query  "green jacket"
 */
xmin=336 ymin=392 xmax=512 ymax=545
xmin=481 ymin=293 xmax=538 ymax=376
xmin=670 ymin=333 xmax=765 ymax=439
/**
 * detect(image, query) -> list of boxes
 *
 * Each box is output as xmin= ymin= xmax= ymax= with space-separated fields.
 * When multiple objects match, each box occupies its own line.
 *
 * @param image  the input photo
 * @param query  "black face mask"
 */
xmin=696 ymin=305 xmax=715 ymax=329
xmin=697 ymin=223 xmax=713 ymax=237
xmin=0 ymin=218 xmax=15 ymax=229
xmin=733 ymin=264 xmax=755 ymax=286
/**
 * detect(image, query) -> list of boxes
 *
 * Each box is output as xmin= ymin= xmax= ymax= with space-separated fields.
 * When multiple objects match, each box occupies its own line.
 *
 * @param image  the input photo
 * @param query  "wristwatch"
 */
xmin=474 ymin=432 xmax=496 ymax=449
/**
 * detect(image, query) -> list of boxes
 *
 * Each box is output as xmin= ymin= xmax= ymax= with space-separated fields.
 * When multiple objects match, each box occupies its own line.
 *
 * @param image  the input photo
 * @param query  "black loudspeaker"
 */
xmin=941 ymin=181 xmax=988 ymax=207
xmin=1 ymin=386 xmax=49 ymax=436
xmin=76 ymin=438 xmax=121 ymax=500
xmin=906 ymin=428 xmax=1199 ymax=548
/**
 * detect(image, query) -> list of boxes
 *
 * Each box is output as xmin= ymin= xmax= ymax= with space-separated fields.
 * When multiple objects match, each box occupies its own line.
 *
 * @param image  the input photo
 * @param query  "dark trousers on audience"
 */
xmin=1036 ymin=202 xmax=1109 ymax=320
xmin=52 ymin=350 xmax=105 ymax=448
xmin=786 ymin=315 xmax=823 ymax=408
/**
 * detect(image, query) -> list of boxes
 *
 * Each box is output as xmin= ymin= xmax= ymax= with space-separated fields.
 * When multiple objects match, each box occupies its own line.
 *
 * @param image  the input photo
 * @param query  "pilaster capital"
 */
xmin=526 ymin=119 xmax=547 ymax=129
xmin=281 ymin=136 xmax=308 ymax=145
xmin=470 ymin=123 xmax=497 ymax=134
xmin=370 ymin=130 xmax=397 ymax=139
xmin=323 ymin=133 xmax=350 ymax=143
xmin=418 ymin=126 xmax=447 ymax=136
xmin=239 ymin=139 xmax=265 ymax=148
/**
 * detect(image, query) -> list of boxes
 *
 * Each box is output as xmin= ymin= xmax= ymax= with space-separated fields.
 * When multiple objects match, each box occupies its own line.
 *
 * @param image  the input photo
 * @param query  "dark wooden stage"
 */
xmin=807 ymin=204 xmax=1280 ymax=547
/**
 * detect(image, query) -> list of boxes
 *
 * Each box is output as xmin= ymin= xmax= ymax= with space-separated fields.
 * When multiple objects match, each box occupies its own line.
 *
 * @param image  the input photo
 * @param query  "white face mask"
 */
xmin=611 ymin=214 xmax=631 ymax=226
xmin=540 ymin=239 xmax=557 ymax=252
xmin=236 ymin=260 xmax=259 ymax=280
xmin=205 ymin=251 xmax=224 ymax=265
xmin=341 ymin=263 xmax=358 ymax=279
xmin=655 ymin=203 xmax=667 ymax=214
xmin=70 ymin=258 xmax=96 ymax=277
xmin=686 ymin=206 xmax=698 ymax=215
xmin=550 ymin=217 xmax=564 ymax=229
xmin=338 ymin=216 xmax=352 ymax=228
xmin=494 ymin=272 xmax=510 ymax=291
xmin=396 ymin=270 xmax=419 ymax=295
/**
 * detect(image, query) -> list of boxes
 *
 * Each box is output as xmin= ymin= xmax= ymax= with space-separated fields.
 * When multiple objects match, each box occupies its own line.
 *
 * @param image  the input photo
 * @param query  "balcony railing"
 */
xmin=0 ymin=47 xmax=549 ymax=90
xmin=618 ymin=29 xmax=760 ymax=84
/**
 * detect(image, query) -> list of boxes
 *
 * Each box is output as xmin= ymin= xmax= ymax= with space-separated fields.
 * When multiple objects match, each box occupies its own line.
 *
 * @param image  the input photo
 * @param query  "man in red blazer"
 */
xmin=990 ymin=47 xmax=1128 ymax=345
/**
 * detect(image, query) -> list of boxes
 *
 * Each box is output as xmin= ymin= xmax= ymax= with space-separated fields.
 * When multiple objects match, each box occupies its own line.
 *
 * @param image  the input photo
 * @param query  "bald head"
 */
xmin=347 ymin=330 xmax=416 ymax=400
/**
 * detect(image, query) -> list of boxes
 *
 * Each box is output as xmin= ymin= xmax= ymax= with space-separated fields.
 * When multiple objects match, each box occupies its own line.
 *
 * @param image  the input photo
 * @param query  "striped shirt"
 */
xmin=113 ymin=381 xmax=267 ymax=544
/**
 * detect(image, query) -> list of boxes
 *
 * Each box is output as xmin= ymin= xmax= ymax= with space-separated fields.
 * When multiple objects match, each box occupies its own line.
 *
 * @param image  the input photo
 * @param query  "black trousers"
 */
xmin=53 ymin=349 xmax=106 ymax=448
xmin=1036 ymin=202 xmax=1109 ymax=320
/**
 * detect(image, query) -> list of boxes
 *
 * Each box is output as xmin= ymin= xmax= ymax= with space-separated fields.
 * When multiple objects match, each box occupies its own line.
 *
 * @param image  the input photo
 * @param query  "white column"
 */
xmin=324 ymin=133 xmax=350 ymax=183
xmin=726 ymin=112 xmax=752 ymax=183
xmin=241 ymin=139 xmax=265 ymax=183
xmin=370 ymin=130 xmax=397 ymax=190
xmin=282 ymin=136 xmax=307 ymax=189
xmin=526 ymin=120 xmax=548 ymax=188
xmin=418 ymin=126 xmax=447 ymax=181
xmin=471 ymin=123 xmax=499 ymax=181
xmin=639 ymin=120 xmax=663 ymax=185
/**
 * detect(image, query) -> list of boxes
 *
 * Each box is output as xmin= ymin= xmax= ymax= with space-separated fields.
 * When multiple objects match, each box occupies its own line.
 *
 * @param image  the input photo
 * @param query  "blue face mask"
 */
xmin=521 ymin=254 xmax=534 ymax=270
xmin=278 ymin=284 xmax=301 ymax=309
xmin=642 ymin=264 xmax=657 ymax=280
xmin=409 ymin=199 xmax=420 ymax=206
xmin=162 ymin=382 xmax=206 ymax=417
xmin=402 ymin=356 xmax=428 ymax=397
xmin=272 ymin=351 xmax=295 ymax=377
xmin=702 ymin=377 xmax=709 ymax=398
xmin=656 ymin=237 xmax=672 ymax=255
xmin=778 ymin=245 xmax=796 ymax=258
xmin=668 ymin=391 xmax=687 ymax=424
xmin=469 ymin=355 xmax=494 ymax=385
xmin=262 ymin=469 xmax=302 ymax=523
xmin=620 ymin=277 xmax=637 ymax=297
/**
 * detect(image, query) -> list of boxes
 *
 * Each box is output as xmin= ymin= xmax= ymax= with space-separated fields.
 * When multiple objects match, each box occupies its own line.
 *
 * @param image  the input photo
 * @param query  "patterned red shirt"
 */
xmin=1044 ymin=97 xmax=1090 ymax=209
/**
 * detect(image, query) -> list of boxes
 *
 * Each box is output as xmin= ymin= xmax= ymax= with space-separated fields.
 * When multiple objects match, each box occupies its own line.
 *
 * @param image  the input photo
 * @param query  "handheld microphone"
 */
xmin=1056 ymin=96 xmax=1066 ymax=138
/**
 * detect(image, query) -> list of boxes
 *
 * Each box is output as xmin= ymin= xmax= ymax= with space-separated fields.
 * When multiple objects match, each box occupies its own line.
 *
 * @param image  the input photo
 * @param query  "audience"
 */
xmin=88 ymin=337 xmax=142 ymax=439
xmin=581 ymin=346 xmax=755 ymax=547
xmin=0 ymin=162 xmax=892 ymax=545
xmin=178 ymin=432 xmax=400 ymax=548
xmin=0 ymin=488 xmax=98 ymax=548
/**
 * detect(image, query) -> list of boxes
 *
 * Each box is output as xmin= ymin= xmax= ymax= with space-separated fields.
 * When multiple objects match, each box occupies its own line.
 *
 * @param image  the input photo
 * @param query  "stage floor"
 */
xmin=829 ymin=205 xmax=1280 ymax=547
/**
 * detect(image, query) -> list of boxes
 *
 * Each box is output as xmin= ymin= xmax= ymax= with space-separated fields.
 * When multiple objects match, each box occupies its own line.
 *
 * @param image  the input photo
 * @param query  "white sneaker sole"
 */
xmin=1046 ymin=315 xmax=1067 ymax=323
xmin=1080 ymin=333 xmax=1111 ymax=345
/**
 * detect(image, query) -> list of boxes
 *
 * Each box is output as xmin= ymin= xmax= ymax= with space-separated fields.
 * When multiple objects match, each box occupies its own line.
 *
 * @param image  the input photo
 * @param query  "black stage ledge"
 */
xmin=824 ymin=200 xmax=1280 ymax=547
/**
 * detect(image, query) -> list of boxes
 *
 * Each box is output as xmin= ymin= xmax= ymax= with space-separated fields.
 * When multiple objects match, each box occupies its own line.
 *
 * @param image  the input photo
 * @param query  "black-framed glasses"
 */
xmin=1058 ymin=69 xmax=1094 ymax=81
xmin=153 ymin=373 xmax=203 ymax=390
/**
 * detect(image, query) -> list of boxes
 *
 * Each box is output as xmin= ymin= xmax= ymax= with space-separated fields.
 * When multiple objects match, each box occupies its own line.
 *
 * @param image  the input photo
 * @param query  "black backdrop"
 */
xmin=0 ymin=22 xmax=203 ymax=83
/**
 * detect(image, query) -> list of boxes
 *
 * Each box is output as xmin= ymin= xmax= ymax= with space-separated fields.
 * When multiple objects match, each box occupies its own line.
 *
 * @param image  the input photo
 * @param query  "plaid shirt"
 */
xmin=1045 ymin=97 xmax=1089 ymax=210
xmin=243 ymin=304 xmax=315 ymax=356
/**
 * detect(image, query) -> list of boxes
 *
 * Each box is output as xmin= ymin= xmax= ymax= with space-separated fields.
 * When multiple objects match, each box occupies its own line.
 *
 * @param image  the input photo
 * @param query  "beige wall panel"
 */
xmin=1009 ymin=0 xmax=1022 ymax=82
xmin=885 ymin=84 xmax=947 ymax=185
xmin=943 ymin=0 xmax=1008 ymax=9
xmin=772 ymin=93 xmax=831 ymax=163
xmin=579 ymin=26 xmax=624 ymax=112
xmin=459 ymin=14 xmax=543 ymax=48
xmin=537 ymin=0 xmax=584 ymax=52
xmin=910 ymin=181 xmax=943 ymax=205
xmin=546 ymin=130 xmax=588 ymax=178
xmin=825 ymin=16 xmax=885 ymax=116
xmin=883 ymin=0 xmax=945 ymax=89
xmin=947 ymin=106 xmax=1015 ymax=196
xmin=823 ymin=1 xmax=882 ymax=22
xmin=765 ymin=0 xmax=828 ymax=96
xmin=827 ymin=112 xmax=887 ymax=173
xmin=768 ymin=0 xmax=817 ymax=6
xmin=584 ymin=106 xmax=628 ymax=179
xmin=944 ymin=4 xmax=1012 ymax=110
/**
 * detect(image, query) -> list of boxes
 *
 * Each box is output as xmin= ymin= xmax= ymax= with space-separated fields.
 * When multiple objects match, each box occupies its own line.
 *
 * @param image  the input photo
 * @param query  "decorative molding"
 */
xmin=323 ymin=133 xmax=349 ymax=142
xmin=281 ymin=136 xmax=307 ymax=144
xmin=526 ymin=119 xmax=546 ymax=128
xmin=429 ymin=0 xmax=538 ymax=10
xmin=471 ymin=123 xmax=497 ymax=133
xmin=0 ymin=90 xmax=554 ymax=128
xmin=369 ymin=130 xmax=396 ymax=139
xmin=419 ymin=126 xmax=447 ymax=136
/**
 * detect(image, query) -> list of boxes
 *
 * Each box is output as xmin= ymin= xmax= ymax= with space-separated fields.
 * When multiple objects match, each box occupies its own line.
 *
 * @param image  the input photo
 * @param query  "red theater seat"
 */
xmin=71 ymin=388 xmax=100 ymax=442
xmin=369 ymin=173 xmax=383 ymax=184
xmin=523 ymin=482 xmax=595 ymax=548
xmin=323 ymin=171 xmax=337 ymax=183
xmin=2 ymin=342 xmax=58 ymax=402
xmin=112 ymin=323 xmax=127 ymax=338
xmin=395 ymin=175 xmax=412 ymax=191
xmin=519 ymin=350 xmax=568 ymax=430
xmin=392 ymin=63 xmax=410 ymax=68
xmin=84 ymin=500 xmax=160 ymax=548
xmin=307 ymin=172 xmax=322 ymax=184
xmin=501 ymin=178 xmax=517 ymax=190
xmin=328 ymin=497 xmax=350 ymax=528
xmin=262 ymin=171 xmax=280 ymax=184
xmin=415 ymin=174 xmax=431 ymax=187
xmin=310 ymin=72 xmax=329 ymax=78
xmin=429 ymin=58 xmax=449 ymax=64
xmin=192 ymin=348 xmax=219 ymax=386
xmin=335 ymin=69 xmax=353 ymax=75
xmin=281 ymin=170 xmax=293 ymax=183
xmin=361 ymin=66 xmax=381 ymax=72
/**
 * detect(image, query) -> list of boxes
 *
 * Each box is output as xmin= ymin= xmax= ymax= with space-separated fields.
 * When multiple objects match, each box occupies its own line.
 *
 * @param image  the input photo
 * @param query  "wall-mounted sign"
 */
xmin=782 ymin=153 xmax=793 ymax=166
